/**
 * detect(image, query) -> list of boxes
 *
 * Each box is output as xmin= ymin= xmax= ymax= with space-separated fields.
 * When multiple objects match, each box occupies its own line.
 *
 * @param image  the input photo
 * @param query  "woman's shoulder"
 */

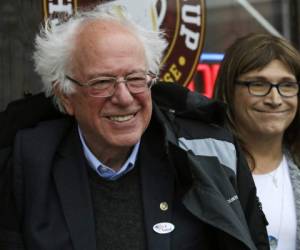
xmin=285 ymin=152 xmax=300 ymax=172
xmin=284 ymin=152 xmax=300 ymax=198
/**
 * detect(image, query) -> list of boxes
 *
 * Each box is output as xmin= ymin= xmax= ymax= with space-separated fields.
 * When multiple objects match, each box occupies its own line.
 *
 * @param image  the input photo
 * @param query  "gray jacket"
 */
xmin=286 ymin=153 xmax=300 ymax=250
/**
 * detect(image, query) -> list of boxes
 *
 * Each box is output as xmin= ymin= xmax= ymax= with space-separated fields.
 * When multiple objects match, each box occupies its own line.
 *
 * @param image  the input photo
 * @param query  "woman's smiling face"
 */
xmin=233 ymin=59 xmax=298 ymax=139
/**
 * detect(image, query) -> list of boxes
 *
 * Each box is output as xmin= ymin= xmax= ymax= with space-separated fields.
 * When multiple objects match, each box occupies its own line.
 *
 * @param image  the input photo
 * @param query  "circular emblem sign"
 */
xmin=43 ymin=0 xmax=206 ymax=86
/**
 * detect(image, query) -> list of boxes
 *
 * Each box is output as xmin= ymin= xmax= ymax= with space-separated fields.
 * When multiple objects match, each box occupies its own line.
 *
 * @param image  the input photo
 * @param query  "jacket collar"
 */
xmin=53 ymin=125 xmax=97 ymax=250
xmin=139 ymin=125 xmax=175 ymax=250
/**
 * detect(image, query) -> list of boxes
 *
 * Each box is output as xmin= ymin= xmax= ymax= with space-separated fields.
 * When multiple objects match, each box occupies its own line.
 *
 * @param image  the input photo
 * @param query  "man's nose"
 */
xmin=110 ymin=82 xmax=134 ymax=105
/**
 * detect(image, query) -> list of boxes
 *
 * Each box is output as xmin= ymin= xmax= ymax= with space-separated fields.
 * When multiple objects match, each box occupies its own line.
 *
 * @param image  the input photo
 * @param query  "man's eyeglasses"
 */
xmin=236 ymin=80 xmax=299 ymax=97
xmin=66 ymin=71 xmax=157 ymax=97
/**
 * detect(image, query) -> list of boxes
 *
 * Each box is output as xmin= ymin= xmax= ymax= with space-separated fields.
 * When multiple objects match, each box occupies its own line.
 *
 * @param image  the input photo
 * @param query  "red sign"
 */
xmin=187 ymin=63 xmax=220 ymax=98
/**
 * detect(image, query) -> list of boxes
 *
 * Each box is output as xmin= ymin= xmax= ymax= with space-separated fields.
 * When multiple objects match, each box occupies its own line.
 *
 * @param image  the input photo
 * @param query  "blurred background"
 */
xmin=0 ymin=0 xmax=299 ymax=111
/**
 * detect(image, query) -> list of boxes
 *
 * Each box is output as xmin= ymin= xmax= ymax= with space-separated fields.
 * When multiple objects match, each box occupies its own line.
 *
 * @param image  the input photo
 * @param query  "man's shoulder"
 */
xmin=175 ymin=116 xmax=233 ymax=142
xmin=0 ymin=93 xmax=62 ymax=148
xmin=152 ymin=82 xmax=226 ymax=126
xmin=13 ymin=117 xmax=76 ymax=166
xmin=152 ymin=83 xmax=231 ymax=141
xmin=16 ymin=117 xmax=74 ymax=145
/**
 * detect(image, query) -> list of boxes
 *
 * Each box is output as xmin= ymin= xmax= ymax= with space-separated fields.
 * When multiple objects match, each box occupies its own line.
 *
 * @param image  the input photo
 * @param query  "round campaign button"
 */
xmin=153 ymin=222 xmax=175 ymax=234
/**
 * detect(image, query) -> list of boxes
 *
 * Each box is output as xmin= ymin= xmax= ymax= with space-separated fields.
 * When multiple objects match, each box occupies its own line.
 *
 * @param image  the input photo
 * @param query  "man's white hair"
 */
xmin=33 ymin=2 xmax=168 ymax=112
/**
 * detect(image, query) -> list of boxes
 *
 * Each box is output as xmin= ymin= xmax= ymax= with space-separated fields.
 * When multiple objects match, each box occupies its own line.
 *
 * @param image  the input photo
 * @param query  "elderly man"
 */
xmin=0 ymin=3 xmax=269 ymax=250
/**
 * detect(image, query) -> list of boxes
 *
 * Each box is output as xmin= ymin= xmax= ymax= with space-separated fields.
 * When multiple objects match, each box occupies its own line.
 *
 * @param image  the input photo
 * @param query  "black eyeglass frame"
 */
xmin=236 ymin=80 xmax=300 ymax=97
xmin=65 ymin=71 xmax=158 ymax=97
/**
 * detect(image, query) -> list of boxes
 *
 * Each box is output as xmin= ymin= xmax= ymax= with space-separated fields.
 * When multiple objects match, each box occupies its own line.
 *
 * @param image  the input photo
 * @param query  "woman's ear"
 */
xmin=53 ymin=82 xmax=75 ymax=115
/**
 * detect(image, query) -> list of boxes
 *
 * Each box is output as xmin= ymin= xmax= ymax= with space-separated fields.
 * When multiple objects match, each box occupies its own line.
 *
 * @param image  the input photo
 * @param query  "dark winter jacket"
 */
xmin=0 ymin=83 xmax=269 ymax=250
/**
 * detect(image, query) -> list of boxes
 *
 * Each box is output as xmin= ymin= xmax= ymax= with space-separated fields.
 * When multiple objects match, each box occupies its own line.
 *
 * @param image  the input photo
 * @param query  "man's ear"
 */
xmin=53 ymin=82 xmax=74 ymax=115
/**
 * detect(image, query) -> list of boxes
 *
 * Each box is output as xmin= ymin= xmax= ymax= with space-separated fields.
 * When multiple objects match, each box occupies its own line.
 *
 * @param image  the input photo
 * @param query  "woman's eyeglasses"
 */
xmin=236 ymin=80 xmax=299 ymax=97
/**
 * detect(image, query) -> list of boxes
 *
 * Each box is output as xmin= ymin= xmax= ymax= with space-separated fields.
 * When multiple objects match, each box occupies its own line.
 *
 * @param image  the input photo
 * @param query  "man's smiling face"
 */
xmin=60 ymin=20 xmax=152 ymax=162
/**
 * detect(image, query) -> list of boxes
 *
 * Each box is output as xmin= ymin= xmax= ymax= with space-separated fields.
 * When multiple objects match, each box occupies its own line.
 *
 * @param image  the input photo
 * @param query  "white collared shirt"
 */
xmin=78 ymin=127 xmax=140 ymax=181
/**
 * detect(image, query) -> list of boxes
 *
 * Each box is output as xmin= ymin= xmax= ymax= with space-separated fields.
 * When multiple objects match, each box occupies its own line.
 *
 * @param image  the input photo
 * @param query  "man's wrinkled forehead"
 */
xmin=76 ymin=19 xmax=130 ymax=40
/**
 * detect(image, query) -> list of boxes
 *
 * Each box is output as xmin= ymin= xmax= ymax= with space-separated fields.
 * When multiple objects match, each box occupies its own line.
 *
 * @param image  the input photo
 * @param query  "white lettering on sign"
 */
xmin=180 ymin=24 xmax=199 ymax=51
xmin=49 ymin=0 xmax=73 ymax=14
xmin=182 ymin=4 xmax=201 ymax=26
xmin=180 ymin=4 xmax=201 ymax=51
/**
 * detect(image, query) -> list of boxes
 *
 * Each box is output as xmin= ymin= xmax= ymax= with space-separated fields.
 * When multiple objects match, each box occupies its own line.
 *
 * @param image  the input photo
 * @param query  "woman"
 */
xmin=214 ymin=33 xmax=300 ymax=250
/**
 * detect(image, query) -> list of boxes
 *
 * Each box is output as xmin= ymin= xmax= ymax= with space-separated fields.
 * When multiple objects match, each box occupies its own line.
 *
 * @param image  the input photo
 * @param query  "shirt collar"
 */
xmin=78 ymin=126 xmax=140 ymax=180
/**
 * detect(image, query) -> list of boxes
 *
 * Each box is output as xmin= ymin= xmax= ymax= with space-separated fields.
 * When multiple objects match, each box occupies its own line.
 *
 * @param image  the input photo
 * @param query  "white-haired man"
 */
xmin=0 ymin=3 xmax=269 ymax=250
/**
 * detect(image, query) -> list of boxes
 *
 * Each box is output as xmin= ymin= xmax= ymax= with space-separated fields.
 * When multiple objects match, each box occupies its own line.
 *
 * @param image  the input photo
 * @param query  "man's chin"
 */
xmin=110 ymin=134 xmax=141 ymax=147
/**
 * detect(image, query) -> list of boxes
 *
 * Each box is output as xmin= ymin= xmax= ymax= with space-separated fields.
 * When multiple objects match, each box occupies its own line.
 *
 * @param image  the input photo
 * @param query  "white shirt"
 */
xmin=253 ymin=156 xmax=297 ymax=250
